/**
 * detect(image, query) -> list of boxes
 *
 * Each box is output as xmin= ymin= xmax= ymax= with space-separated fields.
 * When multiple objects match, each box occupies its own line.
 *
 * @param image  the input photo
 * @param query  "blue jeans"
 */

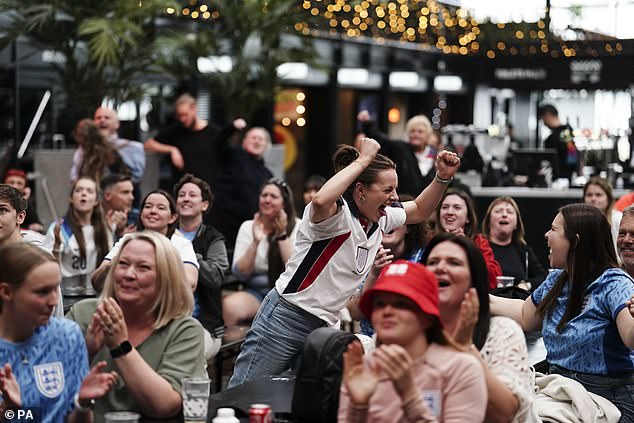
xmin=227 ymin=289 xmax=326 ymax=389
xmin=550 ymin=365 xmax=634 ymax=422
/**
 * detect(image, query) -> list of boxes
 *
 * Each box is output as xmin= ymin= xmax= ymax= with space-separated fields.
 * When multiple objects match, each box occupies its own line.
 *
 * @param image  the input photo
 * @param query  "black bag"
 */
xmin=291 ymin=327 xmax=358 ymax=423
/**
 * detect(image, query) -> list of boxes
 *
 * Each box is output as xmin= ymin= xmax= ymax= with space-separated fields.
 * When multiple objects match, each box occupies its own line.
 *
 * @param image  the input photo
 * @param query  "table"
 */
xmin=208 ymin=376 xmax=295 ymax=421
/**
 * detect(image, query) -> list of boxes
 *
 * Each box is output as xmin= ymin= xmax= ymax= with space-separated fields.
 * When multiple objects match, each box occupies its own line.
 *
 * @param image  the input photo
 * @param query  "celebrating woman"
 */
xmin=95 ymin=190 xmax=198 ymax=292
xmin=223 ymin=178 xmax=299 ymax=326
xmin=227 ymin=138 xmax=459 ymax=388
xmin=339 ymin=260 xmax=487 ymax=422
xmin=482 ymin=196 xmax=547 ymax=291
xmin=436 ymin=188 xmax=502 ymax=289
xmin=45 ymin=177 xmax=112 ymax=305
xmin=67 ymin=231 xmax=206 ymax=418
xmin=490 ymin=204 xmax=634 ymax=420
xmin=424 ymin=233 xmax=533 ymax=422
xmin=0 ymin=243 xmax=116 ymax=422
xmin=211 ymin=125 xmax=274 ymax=247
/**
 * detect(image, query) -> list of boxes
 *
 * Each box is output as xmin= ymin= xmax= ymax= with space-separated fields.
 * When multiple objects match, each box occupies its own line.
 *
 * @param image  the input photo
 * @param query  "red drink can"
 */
xmin=249 ymin=404 xmax=272 ymax=423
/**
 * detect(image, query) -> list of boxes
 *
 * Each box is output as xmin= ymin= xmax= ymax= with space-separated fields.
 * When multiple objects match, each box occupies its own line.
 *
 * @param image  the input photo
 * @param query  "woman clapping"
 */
xmin=67 ymin=231 xmax=206 ymax=418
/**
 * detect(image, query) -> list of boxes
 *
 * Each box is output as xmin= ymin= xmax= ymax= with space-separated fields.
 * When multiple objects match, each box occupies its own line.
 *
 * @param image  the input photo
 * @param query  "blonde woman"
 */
xmin=67 ymin=231 xmax=206 ymax=419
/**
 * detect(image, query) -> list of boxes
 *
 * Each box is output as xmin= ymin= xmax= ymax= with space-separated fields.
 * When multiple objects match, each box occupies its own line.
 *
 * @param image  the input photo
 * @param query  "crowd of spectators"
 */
xmin=2 ymin=95 xmax=634 ymax=422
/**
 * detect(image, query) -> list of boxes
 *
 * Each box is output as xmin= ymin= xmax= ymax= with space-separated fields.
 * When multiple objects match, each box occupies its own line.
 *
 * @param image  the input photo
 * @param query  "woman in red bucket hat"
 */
xmin=339 ymin=260 xmax=487 ymax=422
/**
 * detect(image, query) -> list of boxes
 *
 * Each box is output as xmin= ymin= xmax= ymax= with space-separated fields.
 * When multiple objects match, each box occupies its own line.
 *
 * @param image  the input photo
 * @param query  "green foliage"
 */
xmin=0 ymin=0 xmax=323 ymax=126
xmin=0 ymin=0 xmax=178 ymax=120
xmin=155 ymin=0 xmax=323 ymax=121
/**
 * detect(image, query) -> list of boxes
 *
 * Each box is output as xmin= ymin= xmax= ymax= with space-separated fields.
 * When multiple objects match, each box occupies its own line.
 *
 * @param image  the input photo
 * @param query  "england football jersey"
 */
xmin=276 ymin=196 xmax=406 ymax=325
xmin=531 ymin=268 xmax=634 ymax=374
xmin=0 ymin=318 xmax=88 ymax=422
xmin=45 ymin=220 xmax=112 ymax=295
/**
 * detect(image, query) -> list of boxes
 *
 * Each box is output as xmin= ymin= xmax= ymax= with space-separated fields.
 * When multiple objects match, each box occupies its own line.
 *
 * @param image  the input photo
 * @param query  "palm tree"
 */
xmin=155 ymin=0 xmax=322 ymax=122
xmin=0 ymin=0 xmax=178 ymax=126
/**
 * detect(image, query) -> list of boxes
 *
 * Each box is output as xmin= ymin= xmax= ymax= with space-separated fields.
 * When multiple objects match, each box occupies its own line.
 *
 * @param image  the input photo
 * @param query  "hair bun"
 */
xmin=333 ymin=145 xmax=360 ymax=173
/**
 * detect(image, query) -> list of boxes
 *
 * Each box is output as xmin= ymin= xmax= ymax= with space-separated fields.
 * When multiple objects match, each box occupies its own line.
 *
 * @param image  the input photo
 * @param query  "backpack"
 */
xmin=291 ymin=327 xmax=358 ymax=423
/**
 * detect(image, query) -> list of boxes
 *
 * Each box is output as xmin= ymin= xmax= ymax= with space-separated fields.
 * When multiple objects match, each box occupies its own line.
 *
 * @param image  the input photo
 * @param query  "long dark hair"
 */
xmin=436 ymin=188 xmax=479 ymax=238
xmin=137 ymin=190 xmax=179 ymax=238
xmin=332 ymin=145 xmax=395 ymax=197
xmin=64 ymin=177 xmax=110 ymax=265
xmin=74 ymin=119 xmax=116 ymax=184
xmin=422 ymin=232 xmax=491 ymax=349
xmin=536 ymin=203 xmax=618 ymax=332
xmin=263 ymin=178 xmax=297 ymax=285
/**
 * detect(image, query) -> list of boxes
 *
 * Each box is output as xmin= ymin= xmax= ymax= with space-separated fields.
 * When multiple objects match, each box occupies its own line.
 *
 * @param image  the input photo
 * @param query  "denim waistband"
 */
xmin=276 ymin=290 xmax=328 ymax=328
xmin=550 ymin=364 xmax=634 ymax=385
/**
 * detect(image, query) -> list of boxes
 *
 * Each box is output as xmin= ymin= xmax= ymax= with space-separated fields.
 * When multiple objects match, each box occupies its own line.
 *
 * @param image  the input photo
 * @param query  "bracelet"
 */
xmin=74 ymin=393 xmax=95 ymax=413
xmin=275 ymin=233 xmax=288 ymax=241
xmin=434 ymin=172 xmax=453 ymax=184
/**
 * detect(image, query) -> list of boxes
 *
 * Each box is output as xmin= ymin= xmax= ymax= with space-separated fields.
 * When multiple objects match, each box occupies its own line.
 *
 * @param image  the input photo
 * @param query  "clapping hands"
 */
xmin=343 ymin=341 xmax=417 ymax=406
xmin=452 ymin=288 xmax=479 ymax=349
xmin=0 ymin=363 xmax=21 ymax=409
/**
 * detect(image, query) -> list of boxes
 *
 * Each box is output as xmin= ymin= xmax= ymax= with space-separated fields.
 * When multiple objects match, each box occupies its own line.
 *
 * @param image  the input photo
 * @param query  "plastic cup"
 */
xmin=496 ymin=276 xmax=515 ymax=288
xmin=104 ymin=412 xmax=140 ymax=423
xmin=182 ymin=377 xmax=210 ymax=423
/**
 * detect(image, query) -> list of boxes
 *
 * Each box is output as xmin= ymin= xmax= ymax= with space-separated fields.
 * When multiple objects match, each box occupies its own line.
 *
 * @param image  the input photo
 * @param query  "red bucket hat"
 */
xmin=359 ymin=260 xmax=440 ymax=321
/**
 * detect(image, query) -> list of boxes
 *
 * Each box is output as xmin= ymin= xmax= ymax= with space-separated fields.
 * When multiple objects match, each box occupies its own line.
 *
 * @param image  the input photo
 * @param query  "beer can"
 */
xmin=249 ymin=404 xmax=272 ymax=423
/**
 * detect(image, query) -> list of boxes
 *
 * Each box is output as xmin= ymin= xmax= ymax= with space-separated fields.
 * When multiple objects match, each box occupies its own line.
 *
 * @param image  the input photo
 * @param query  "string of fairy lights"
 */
xmin=165 ymin=0 xmax=623 ymax=59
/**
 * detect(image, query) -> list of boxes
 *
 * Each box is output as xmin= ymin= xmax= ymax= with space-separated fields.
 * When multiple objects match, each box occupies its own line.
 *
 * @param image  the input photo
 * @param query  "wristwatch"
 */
xmin=74 ymin=393 xmax=95 ymax=413
xmin=109 ymin=340 xmax=132 ymax=358
xmin=275 ymin=233 xmax=288 ymax=241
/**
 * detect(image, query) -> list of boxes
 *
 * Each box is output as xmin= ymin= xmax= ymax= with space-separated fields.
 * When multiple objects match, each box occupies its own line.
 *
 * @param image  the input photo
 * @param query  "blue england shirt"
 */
xmin=0 ymin=318 xmax=89 ymax=422
xmin=531 ymin=268 xmax=634 ymax=375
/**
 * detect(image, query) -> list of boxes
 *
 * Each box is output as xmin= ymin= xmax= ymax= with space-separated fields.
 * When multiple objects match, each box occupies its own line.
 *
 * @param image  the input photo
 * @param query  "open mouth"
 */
xmin=438 ymin=280 xmax=450 ymax=288
xmin=378 ymin=205 xmax=387 ymax=217
xmin=499 ymin=220 xmax=509 ymax=225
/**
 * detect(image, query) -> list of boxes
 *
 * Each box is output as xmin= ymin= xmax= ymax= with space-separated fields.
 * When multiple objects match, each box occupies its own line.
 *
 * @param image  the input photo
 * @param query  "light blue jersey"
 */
xmin=0 ymin=318 xmax=89 ymax=422
xmin=531 ymin=268 xmax=634 ymax=375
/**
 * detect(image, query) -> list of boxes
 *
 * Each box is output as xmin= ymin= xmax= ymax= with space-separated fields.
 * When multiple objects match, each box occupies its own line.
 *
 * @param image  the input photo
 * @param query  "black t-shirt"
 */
xmin=544 ymin=124 xmax=576 ymax=179
xmin=490 ymin=242 xmax=526 ymax=283
xmin=214 ymin=145 xmax=273 ymax=221
xmin=155 ymin=123 xmax=222 ymax=187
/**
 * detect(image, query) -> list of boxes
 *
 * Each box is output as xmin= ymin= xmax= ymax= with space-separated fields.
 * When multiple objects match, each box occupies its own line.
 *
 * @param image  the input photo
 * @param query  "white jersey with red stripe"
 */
xmin=275 ymin=196 xmax=406 ymax=325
